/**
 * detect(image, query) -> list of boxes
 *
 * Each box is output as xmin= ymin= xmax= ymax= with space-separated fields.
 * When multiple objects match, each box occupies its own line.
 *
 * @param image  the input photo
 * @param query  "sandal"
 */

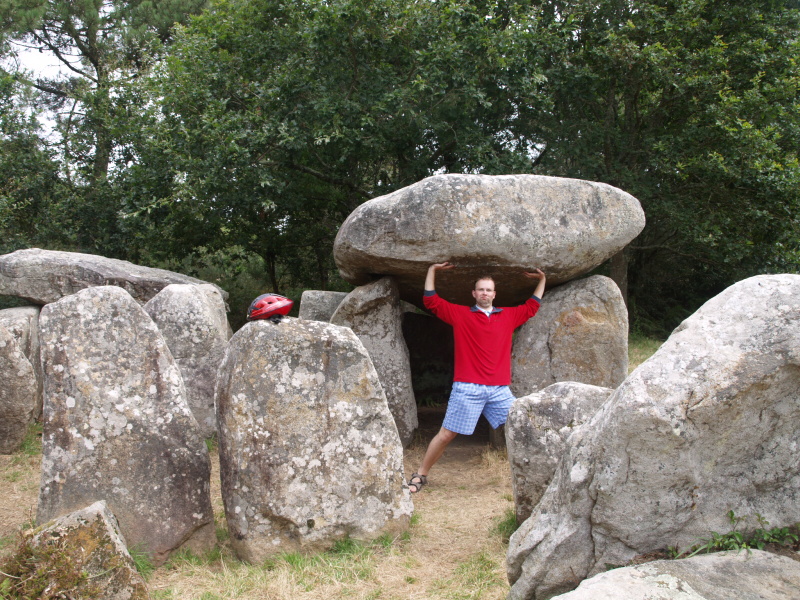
xmin=408 ymin=473 xmax=427 ymax=493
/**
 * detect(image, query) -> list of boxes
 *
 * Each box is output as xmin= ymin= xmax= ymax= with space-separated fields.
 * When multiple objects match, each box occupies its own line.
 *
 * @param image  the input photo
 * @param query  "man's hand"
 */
xmin=523 ymin=268 xmax=545 ymax=281
xmin=523 ymin=268 xmax=546 ymax=298
xmin=425 ymin=262 xmax=455 ymax=291
xmin=431 ymin=261 xmax=455 ymax=271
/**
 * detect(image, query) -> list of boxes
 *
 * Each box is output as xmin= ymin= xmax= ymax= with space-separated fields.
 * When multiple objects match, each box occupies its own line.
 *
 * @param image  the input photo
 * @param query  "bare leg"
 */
xmin=409 ymin=427 xmax=458 ymax=493
xmin=419 ymin=427 xmax=457 ymax=476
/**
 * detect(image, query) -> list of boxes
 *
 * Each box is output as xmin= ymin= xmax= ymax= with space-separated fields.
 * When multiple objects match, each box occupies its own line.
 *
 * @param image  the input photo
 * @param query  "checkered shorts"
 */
xmin=442 ymin=382 xmax=516 ymax=435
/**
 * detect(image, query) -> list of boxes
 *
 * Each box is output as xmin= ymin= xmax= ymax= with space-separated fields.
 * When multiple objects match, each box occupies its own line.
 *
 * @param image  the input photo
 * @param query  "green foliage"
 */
xmin=680 ymin=511 xmax=800 ymax=558
xmin=1 ymin=0 xmax=798 ymax=336
xmin=122 ymin=0 xmax=549 ymax=294
xmin=258 ymin=535 xmax=414 ymax=591
xmin=531 ymin=0 xmax=800 ymax=334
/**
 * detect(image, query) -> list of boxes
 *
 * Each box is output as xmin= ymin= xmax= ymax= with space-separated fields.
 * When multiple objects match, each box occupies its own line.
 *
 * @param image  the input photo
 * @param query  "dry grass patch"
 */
xmin=147 ymin=438 xmax=514 ymax=600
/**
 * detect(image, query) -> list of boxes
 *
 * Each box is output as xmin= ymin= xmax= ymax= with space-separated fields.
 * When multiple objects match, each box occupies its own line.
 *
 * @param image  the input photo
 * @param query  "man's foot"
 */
xmin=408 ymin=473 xmax=427 ymax=493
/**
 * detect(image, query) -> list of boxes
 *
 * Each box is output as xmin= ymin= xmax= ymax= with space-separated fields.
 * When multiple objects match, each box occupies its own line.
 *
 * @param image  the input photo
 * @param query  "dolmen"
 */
xmin=506 ymin=275 xmax=800 ymax=599
xmin=0 ymin=248 xmax=232 ymax=441
xmin=0 ymin=322 xmax=37 ymax=453
xmin=145 ymin=283 xmax=231 ymax=438
xmin=332 ymin=173 xmax=643 ymax=412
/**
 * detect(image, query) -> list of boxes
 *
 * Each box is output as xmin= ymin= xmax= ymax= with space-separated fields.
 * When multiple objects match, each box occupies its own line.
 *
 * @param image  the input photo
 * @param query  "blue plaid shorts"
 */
xmin=442 ymin=382 xmax=516 ymax=435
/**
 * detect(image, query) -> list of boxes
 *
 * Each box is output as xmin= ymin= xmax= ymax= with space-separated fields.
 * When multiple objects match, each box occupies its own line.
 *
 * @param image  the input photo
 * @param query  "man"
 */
xmin=408 ymin=261 xmax=546 ymax=493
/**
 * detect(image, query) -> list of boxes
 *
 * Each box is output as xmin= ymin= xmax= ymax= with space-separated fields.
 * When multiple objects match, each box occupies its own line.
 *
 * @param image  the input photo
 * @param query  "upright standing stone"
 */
xmin=145 ymin=284 xmax=231 ymax=438
xmin=216 ymin=317 xmax=413 ymax=563
xmin=37 ymin=286 xmax=215 ymax=565
xmin=0 ymin=324 xmax=37 ymax=453
xmin=298 ymin=290 xmax=349 ymax=321
xmin=511 ymin=276 xmax=628 ymax=397
xmin=506 ymin=383 xmax=613 ymax=523
xmin=331 ymin=277 xmax=418 ymax=446
xmin=0 ymin=306 xmax=42 ymax=418
xmin=507 ymin=275 xmax=800 ymax=600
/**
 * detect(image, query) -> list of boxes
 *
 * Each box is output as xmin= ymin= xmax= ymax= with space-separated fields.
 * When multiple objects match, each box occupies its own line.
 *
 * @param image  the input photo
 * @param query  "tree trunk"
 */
xmin=609 ymin=249 xmax=629 ymax=308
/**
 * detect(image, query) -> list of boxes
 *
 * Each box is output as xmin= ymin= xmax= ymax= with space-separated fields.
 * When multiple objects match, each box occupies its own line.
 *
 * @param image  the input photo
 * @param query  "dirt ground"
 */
xmin=0 ymin=409 xmax=515 ymax=599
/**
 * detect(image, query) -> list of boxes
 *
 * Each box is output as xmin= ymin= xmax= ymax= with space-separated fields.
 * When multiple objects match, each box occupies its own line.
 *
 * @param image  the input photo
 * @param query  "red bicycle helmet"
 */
xmin=247 ymin=293 xmax=293 ymax=321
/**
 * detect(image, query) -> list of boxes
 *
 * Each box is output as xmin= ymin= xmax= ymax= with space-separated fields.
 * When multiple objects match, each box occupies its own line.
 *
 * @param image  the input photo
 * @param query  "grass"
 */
xmin=628 ymin=334 xmax=663 ymax=373
xmin=9 ymin=423 xmax=42 ymax=466
xmin=491 ymin=508 xmax=519 ymax=545
xmin=430 ymin=551 xmax=506 ymax=600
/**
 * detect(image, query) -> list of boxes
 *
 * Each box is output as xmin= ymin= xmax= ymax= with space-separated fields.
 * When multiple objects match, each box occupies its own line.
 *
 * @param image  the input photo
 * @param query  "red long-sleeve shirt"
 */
xmin=423 ymin=291 xmax=540 ymax=386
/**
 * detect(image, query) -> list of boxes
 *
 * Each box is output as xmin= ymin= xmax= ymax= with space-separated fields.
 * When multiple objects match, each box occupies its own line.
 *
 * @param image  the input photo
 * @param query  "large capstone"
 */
xmin=330 ymin=277 xmax=418 ymax=447
xmin=216 ymin=317 xmax=413 ymax=562
xmin=507 ymin=274 xmax=800 ymax=600
xmin=37 ymin=286 xmax=215 ymax=565
xmin=506 ymin=383 xmax=612 ymax=523
xmin=144 ymin=284 xmax=231 ymax=437
xmin=0 ymin=306 xmax=42 ymax=418
xmin=0 ymin=323 xmax=37 ymax=454
xmin=511 ymin=276 xmax=628 ymax=397
xmin=333 ymin=174 xmax=645 ymax=308
xmin=0 ymin=247 xmax=227 ymax=305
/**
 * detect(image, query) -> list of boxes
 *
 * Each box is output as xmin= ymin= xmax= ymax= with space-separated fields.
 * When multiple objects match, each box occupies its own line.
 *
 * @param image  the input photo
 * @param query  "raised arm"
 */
xmin=425 ymin=262 xmax=455 ymax=291
xmin=523 ymin=268 xmax=546 ymax=299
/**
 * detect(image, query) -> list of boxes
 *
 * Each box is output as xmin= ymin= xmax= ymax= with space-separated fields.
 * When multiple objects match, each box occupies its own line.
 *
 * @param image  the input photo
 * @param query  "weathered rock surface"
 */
xmin=216 ymin=317 xmax=413 ymax=562
xmin=550 ymin=550 xmax=800 ymax=600
xmin=0 ymin=306 xmax=42 ymax=417
xmin=506 ymin=383 xmax=613 ymax=523
xmin=507 ymin=274 xmax=800 ymax=600
xmin=331 ymin=277 xmax=418 ymax=447
xmin=0 ymin=324 xmax=37 ymax=453
xmin=333 ymin=174 xmax=645 ymax=308
xmin=511 ymin=276 xmax=628 ymax=397
xmin=299 ymin=290 xmax=349 ymax=321
xmin=144 ymin=284 xmax=231 ymax=437
xmin=0 ymin=247 xmax=226 ymax=305
xmin=21 ymin=501 xmax=148 ymax=600
xmin=37 ymin=286 xmax=215 ymax=565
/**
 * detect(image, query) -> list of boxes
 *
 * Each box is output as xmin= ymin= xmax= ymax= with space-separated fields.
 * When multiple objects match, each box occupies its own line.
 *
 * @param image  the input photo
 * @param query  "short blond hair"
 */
xmin=472 ymin=276 xmax=495 ymax=290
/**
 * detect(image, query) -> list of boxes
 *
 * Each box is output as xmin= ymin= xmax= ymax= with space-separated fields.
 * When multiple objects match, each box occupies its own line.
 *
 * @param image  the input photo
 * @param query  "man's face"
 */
xmin=472 ymin=279 xmax=496 ymax=309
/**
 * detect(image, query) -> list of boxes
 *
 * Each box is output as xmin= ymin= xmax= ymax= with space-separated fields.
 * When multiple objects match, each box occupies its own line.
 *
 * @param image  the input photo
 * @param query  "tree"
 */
xmin=0 ymin=69 xmax=75 ymax=255
xmin=529 ymin=0 xmax=800 ymax=333
xmin=123 ymin=0 xmax=550 ymax=291
xmin=0 ymin=0 xmax=208 ymax=256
